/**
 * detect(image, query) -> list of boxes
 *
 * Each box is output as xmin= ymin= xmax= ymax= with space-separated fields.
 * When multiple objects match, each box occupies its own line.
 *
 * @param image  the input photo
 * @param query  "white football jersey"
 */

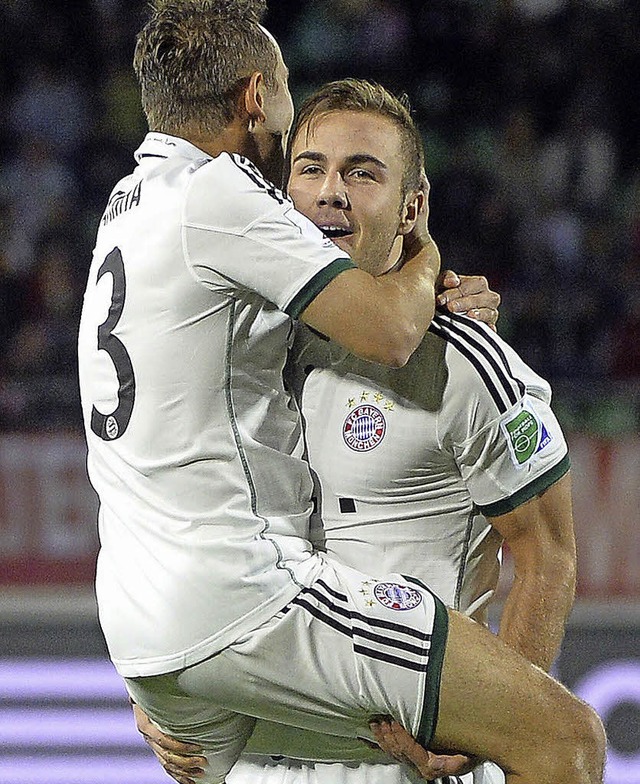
xmin=227 ymin=313 xmax=568 ymax=778
xmin=289 ymin=311 xmax=569 ymax=622
xmin=77 ymin=133 xmax=354 ymax=677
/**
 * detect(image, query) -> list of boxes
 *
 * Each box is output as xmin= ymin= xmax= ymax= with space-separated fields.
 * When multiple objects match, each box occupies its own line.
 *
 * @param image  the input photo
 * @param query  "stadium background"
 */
xmin=0 ymin=1 xmax=638 ymax=782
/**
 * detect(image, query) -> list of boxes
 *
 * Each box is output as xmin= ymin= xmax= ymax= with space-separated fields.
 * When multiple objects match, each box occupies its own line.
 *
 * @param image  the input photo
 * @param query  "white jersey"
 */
xmin=230 ymin=312 xmax=568 ymax=782
xmin=77 ymin=133 xmax=354 ymax=677
xmin=291 ymin=311 xmax=569 ymax=622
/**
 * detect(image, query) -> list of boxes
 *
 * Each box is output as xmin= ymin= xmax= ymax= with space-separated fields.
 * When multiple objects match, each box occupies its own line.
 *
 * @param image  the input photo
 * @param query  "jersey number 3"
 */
xmin=91 ymin=247 xmax=136 ymax=441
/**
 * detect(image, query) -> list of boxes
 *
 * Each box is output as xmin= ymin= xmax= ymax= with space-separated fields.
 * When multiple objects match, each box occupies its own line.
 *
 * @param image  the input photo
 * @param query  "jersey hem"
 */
xmin=285 ymin=258 xmax=355 ymax=319
xmin=478 ymin=453 xmax=570 ymax=518
xmin=108 ymin=578 xmax=312 ymax=678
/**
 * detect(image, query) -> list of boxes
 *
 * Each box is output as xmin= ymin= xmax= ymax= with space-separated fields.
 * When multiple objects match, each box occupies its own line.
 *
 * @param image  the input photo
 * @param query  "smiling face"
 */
xmin=287 ymin=110 xmax=419 ymax=275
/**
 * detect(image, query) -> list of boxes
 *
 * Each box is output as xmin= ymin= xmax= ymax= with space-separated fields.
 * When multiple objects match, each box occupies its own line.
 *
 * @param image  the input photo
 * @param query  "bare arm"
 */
xmin=300 ymin=233 xmax=440 ymax=367
xmin=489 ymin=471 xmax=576 ymax=671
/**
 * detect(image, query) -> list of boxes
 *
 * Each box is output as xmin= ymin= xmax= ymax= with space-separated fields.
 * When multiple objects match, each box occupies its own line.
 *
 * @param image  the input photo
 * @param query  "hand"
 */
xmin=436 ymin=270 xmax=501 ymax=330
xmin=132 ymin=703 xmax=207 ymax=784
xmin=370 ymin=717 xmax=479 ymax=780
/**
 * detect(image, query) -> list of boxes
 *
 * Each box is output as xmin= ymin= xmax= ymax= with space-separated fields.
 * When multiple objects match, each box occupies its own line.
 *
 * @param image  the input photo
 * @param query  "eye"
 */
xmin=300 ymin=164 xmax=323 ymax=176
xmin=349 ymin=168 xmax=375 ymax=181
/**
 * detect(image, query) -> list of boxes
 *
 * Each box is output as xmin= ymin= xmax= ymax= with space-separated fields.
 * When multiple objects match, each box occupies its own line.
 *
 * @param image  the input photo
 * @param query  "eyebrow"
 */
xmin=292 ymin=151 xmax=387 ymax=170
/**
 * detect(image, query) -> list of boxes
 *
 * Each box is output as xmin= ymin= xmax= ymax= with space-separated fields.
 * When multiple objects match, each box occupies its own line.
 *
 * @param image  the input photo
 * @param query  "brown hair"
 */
xmin=133 ymin=0 xmax=278 ymax=136
xmin=289 ymin=78 xmax=425 ymax=195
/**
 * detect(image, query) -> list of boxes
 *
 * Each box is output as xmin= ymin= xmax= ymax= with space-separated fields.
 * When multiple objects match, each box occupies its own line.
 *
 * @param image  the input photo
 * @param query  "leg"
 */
xmin=424 ymin=610 xmax=605 ymax=784
xmin=125 ymin=672 xmax=257 ymax=784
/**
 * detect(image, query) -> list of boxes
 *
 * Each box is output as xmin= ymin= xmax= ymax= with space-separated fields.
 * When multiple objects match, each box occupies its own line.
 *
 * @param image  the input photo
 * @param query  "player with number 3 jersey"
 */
xmin=79 ymin=4 xmax=605 ymax=783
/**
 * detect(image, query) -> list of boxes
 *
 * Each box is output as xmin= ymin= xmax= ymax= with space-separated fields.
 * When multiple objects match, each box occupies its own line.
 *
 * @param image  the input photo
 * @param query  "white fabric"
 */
xmin=78 ymin=133 xmax=352 ymax=676
xmin=228 ymin=313 xmax=567 ymax=782
xmin=293 ymin=313 xmax=568 ymax=621
xmin=228 ymin=756 xmax=505 ymax=784
xmin=125 ymin=557 xmax=447 ymax=784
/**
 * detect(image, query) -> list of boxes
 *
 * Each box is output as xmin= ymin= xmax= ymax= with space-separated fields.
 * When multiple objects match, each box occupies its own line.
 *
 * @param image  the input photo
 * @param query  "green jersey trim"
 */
xmin=285 ymin=257 xmax=355 ymax=319
xmin=478 ymin=453 xmax=571 ymax=518
xmin=402 ymin=574 xmax=449 ymax=749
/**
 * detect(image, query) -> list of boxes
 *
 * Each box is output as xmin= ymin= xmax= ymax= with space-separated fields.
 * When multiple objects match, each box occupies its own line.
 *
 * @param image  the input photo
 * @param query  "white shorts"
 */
xmin=228 ymin=755 xmax=505 ymax=784
xmin=125 ymin=557 xmax=448 ymax=783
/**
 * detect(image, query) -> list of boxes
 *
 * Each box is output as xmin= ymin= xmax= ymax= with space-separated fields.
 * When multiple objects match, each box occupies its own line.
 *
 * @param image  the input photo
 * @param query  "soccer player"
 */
xmin=133 ymin=79 xmax=580 ymax=784
xmin=78 ymin=2 xmax=605 ymax=783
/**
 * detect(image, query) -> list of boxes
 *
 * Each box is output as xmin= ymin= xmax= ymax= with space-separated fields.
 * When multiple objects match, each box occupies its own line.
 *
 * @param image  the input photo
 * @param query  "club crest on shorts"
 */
xmin=373 ymin=582 xmax=423 ymax=611
xmin=343 ymin=404 xmax=386 ymax=451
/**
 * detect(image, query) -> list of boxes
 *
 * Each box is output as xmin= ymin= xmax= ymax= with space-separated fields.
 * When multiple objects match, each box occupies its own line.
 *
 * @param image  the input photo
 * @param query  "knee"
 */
xmin=574 ymin=700 xmax=606 ymax=781
xmin=554 ymin=697 xmax=606 ymax=783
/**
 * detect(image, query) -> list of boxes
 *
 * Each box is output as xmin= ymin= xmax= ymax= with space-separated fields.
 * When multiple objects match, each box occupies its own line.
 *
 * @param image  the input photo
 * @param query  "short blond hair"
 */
xmin=290 ymin=79 xmax=425 ymax=195
xmin=133 ymin=0 xmax=278 ymax=136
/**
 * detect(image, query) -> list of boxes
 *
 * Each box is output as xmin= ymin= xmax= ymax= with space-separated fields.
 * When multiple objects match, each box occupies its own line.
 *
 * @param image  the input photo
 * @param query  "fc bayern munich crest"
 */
xmin=374 ymin=582 xmax=423 ymax=611
xmin=343 ymin=405 xmax=386 ymax=452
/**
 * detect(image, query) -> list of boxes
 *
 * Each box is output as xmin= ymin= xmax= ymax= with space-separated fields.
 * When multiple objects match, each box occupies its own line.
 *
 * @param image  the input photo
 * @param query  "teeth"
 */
xmin=320 ymin=226 xmax=352 ymax=238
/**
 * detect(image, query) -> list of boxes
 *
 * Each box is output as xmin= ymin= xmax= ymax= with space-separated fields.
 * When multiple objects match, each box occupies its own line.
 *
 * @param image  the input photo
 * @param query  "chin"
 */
xmin=333 ymin=240 xmax=353 ymax=258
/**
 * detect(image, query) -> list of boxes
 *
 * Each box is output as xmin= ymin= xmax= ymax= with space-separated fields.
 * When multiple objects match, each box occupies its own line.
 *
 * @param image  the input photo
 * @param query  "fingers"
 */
xmin=369 ymin=718 xmax=481 ymax=780
xmin=370 ymin=718 xmax=446 ymax=780
xmin=436 ymin=270 xmax=460 ymax=291
xmin=466 ymin=307 xmax=499 ymax=330
xmin=437 ymin=274 xmax=500 ymax=305
xmin=146 ymin=739 xmax=207 ymax=783
xmin=143 ymin=729 xmax=204 ymax=755
xmin=436 ymin=273 xmax=500 ymax=329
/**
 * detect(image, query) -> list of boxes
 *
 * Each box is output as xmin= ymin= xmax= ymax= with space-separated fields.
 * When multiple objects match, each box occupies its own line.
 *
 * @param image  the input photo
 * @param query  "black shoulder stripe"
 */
xmin=230 ymin=154 xmax=286 ymax=205
xmin=429 ymin=320 xmax=509 ymax=413
xmin=447 ymin=312 xmax=526 ymax=397
xmin=436 ymin=315 xmax=521 ymax=403
xmin=430 ymin=314 xmax=524 ymax=412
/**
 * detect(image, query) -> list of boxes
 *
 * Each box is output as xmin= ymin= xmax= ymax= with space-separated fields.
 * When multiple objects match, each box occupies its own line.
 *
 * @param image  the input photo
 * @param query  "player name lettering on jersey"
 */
xmin=101 ymin=181 xmax=142 ymax=226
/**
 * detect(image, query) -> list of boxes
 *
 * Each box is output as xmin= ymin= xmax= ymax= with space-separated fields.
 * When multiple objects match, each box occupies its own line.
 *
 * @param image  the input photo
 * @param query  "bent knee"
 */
xmin=571 ymin=699 xmax=606 ymax=778
xmin=544 ymin=695 xmax=606 ymax=782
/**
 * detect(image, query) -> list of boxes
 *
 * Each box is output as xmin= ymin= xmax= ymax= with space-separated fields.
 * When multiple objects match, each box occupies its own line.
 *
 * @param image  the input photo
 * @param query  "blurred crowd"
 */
xmin=0 ymin=0 xmax=638 ymax=433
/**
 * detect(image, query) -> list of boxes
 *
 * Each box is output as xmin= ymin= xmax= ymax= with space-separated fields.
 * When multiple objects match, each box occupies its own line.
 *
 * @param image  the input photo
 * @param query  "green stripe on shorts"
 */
xmin=401 ymin=575 xmax=449 ymax=748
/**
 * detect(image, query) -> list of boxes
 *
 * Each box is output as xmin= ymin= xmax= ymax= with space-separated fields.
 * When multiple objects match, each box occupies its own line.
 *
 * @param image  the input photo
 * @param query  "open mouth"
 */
xmin=320 ymin=226 xmax=354 ymax=240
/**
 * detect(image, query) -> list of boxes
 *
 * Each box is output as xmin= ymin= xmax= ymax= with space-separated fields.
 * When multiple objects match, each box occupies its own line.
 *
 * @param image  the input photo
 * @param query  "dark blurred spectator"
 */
xmin=0 ymin=231 xmax=81 ymax=430
xmin=0 ymin=0 xmax=638 ymax=432
xmin=8 ymin=57 xmax=88 ymax=157
xmin=0 ymin=135 xmax=78 ymax=277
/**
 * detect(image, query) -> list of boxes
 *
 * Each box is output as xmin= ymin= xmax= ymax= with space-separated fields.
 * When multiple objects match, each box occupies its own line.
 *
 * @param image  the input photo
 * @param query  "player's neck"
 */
xmin=184 ymin=120 xmax=251 ymax=162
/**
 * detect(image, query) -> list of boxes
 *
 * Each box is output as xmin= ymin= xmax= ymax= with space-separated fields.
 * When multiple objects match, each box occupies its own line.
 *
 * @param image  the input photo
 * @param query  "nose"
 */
xmin=317 ymin=172 xmax=349 ymax=209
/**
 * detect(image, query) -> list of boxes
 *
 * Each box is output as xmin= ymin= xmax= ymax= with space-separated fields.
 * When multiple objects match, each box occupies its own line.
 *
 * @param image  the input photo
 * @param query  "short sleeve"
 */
xmin=182 ymin=153 xmax=354 ymax=313
xmin=434 ymin=313 xmax=569 ymax=517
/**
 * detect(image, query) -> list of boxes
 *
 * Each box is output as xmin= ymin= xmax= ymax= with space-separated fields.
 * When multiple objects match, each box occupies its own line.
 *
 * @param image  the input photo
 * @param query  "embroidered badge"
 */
xmin=374 ymin=582 xmax=423 ymax=611
xmin=343 ymin=404 xmax=386 ymax=451
xmin=502 ymin=403 xmax=552 ymax=467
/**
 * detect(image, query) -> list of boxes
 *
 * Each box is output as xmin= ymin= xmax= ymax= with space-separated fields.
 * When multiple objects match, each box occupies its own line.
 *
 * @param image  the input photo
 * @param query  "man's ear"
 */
xmin=243 ymin=71 xmax=266 ymax=130
xmin=398 ymin=190 xmax=425 ymax=235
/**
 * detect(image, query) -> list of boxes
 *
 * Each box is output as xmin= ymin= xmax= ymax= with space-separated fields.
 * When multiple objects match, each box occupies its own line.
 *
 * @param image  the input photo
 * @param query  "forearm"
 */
xmin=301 ymin=236 xmax=439 ymax=367
xmin=498 ymin=548 xmax=576 ymax=672
xmin=368 ymin=235 xmax=439 ymax=354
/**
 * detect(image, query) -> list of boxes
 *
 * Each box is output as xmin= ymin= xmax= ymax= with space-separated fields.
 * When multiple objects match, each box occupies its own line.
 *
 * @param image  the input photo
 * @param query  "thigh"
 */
xmin=180 ymin=559 xmax=449 ymax=750
xmin=433 ymin=610 xmax=592 ymax=777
